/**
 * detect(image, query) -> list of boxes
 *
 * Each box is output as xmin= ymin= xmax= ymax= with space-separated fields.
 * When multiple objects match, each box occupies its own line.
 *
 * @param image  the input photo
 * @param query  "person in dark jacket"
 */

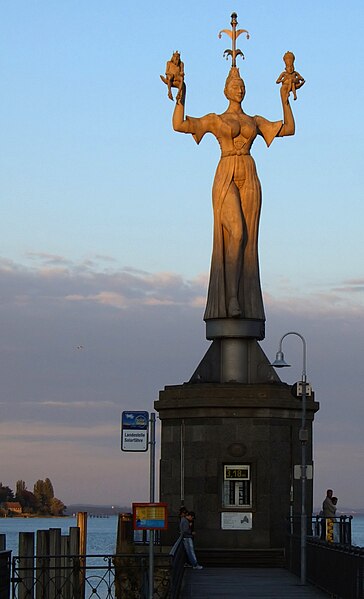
xmin=179 ymin=511 xmax=202 ymax=569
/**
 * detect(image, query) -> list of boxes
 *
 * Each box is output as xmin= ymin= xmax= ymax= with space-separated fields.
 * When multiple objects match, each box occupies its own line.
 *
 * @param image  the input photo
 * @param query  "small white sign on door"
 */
xmin=221 ymin=512 xmax=252 ymax=530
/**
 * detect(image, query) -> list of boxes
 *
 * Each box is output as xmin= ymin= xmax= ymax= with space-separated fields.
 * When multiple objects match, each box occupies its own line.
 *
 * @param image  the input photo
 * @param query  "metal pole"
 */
xmin=149 ymin=413 xmax=156 ymax=599
xmin=300 ymin=375 xmax=307 ymax=585
xmin=180 ymin=419 xmax=185 ymax=505
xmin=274 ymin=331 xmax=308 ymax=585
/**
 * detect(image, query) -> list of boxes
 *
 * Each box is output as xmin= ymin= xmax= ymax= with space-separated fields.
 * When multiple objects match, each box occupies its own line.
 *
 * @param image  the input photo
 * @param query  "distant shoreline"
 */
xmin=313 ymin=509 xmax=364 ymax=516
xmin=0 ymin=514 xmax=67 ymax=519
xmin=4 ymin=506 xmax=363 ymax=519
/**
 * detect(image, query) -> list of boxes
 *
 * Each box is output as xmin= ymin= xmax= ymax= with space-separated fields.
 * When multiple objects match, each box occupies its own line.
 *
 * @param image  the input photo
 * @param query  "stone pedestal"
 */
xmin=154 ymin=382 xmax=319 ymax=549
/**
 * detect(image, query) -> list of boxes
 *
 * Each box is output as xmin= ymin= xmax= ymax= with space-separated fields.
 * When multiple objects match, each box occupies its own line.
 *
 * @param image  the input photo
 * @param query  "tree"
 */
xmin=44 ymin=478 xmax=54 ymax=501
xmin=33 ymin=479 xmax=49 ymax=514
xmin=0 ymin=478 xmax=65 ymax=517
xmin=0 ymin=482 xmax=14 ymax=502
xmin=33 ymin=478 xmax=62 ymax=515
xmin=15 ymin=481 xmax=37 ymax=513
xmin=49 ymin=497 xmax=66 ymax=516
xmin=16 ymin=480 xmax=27 ymax=496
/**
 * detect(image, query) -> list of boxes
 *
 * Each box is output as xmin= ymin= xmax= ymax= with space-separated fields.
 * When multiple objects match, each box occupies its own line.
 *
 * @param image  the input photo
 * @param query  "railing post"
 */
xmin=36 ymin=530 xmax=49 ymax=599
xmin=347 ymin=516 xmax=352 ymax=546
xmin=114 ymin=513 xmax=136 ymax=599
xmin=69 ymin=527 xmax=81 ymax=599
xmin=339 ymin=516 xmax=344 ymax=544
xmin=77 ymin=512 xmax=87 ymax=599
xmin=0 ymin=550 xmax=11 ymax=599
xmin=18 ymin=532 xmax=35 ymax=599
xmin=49 ymin=529 xmax=61 ymax=599
xmin=61 ymin=534 xmax=71 ymax=599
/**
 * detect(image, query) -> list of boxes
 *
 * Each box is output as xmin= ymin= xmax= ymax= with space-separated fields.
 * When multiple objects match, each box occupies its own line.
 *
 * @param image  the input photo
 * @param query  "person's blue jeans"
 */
xmin=183 ymin=537 xmax=198 ymax=566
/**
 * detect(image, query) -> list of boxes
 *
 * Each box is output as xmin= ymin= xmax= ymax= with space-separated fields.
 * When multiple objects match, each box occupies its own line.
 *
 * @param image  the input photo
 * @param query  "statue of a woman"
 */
xmin=172 ymin=66 xmax=295 ymax=322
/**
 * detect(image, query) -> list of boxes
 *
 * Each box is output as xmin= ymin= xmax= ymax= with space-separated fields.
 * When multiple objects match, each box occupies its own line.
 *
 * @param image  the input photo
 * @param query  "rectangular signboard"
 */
xmin=224 ymin=465 xmax=250 ymax=480
xmin=294 ymin=464 xmax=313 ymax=479
xmin=132 ymin=503 xmax=168 ymax=530
xmin=221 ymin=512 xmax=252 ymax=530
xmin=121 ymin=411 xmax=149 ymax=452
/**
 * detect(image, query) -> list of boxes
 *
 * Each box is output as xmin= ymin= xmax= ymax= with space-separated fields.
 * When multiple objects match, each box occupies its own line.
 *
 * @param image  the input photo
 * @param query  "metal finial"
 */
xmin=218 ymin=12 xmax=250 ymax=67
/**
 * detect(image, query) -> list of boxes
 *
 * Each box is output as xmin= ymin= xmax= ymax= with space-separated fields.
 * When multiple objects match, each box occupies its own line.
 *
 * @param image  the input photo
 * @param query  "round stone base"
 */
xmin=205 ymin=318 xmax=265 ymax=341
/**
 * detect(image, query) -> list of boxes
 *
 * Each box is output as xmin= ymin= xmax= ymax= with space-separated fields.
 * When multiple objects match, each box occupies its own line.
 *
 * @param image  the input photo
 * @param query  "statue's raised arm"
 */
xmin=162 ymin=13 xmax=301 ymax=323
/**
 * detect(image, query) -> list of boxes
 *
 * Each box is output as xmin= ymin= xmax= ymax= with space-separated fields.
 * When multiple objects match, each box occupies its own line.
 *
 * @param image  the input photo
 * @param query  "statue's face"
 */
xmin=225 ymin=79 xmax=245 ymax=102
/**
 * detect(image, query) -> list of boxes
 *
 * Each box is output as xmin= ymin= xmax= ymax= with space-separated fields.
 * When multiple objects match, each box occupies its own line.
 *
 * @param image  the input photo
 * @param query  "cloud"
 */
xmin=34 ymin=400 xmax=117 ymax=409
xmin=26 ymin=252 xmax=74 ymax=266
xmin=0 ymin=257 xmax=363 ymax=507
xmin=0 ymin=420 xmax=117 ymax=440
xmin=0 ymin=258 xmax=207 ymax=310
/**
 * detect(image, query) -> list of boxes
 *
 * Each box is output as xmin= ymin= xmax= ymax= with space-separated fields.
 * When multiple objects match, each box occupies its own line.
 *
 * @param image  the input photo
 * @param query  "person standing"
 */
xmin=321 ymin=489 xmax=337 ymax=540
xmin=179 ymin=511 xmax=203 ymax=569
xmin=322 ymin=489 xmax=336 ymax=518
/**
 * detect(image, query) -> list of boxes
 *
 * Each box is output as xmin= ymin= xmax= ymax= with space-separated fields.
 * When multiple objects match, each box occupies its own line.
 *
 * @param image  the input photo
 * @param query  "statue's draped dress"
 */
xmin=185 ymin=112 xmax=282 ymax=321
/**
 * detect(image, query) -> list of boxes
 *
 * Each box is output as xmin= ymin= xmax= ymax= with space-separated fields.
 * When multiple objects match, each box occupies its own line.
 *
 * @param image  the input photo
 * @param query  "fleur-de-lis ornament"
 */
xmin=218 ymin=12 xmax=250 ymax=67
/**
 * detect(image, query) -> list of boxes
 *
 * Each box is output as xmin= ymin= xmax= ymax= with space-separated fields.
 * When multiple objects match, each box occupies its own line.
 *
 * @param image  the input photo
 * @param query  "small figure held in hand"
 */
xmin=160 ymin=51 xmax=185 ymax=101
xmin=276 ymin=51 xmax=305 ymax=101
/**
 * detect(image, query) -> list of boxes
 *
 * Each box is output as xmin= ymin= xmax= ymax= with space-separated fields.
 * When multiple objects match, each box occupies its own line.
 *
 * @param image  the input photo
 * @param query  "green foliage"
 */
xmin=34 ymin=478 xmax=55 ymax=514
xmin=17 ymin=489 xmax=38 ymax=512
xmin=16 ymin=480 xmax=26 ymax=495
xmin=49 ymin=497 xmax=66 ymax=516
xmin=0 ymin=478 xmax=65 ymax=516
xmin=44 ymin=478 xmax=54 ymax=500
xmin=0 ymin=482 xmax=15 ymax=502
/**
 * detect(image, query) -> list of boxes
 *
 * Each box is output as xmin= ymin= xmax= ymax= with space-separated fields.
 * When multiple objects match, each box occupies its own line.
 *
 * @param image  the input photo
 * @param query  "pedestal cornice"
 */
xmin=154 ymin=382 xmax=319 ymax=420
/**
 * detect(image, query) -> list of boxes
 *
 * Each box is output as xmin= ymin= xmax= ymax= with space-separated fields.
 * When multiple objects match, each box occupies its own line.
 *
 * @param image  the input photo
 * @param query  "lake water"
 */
xmin=0 ymin=515 xmax=119 ymax=555
xmin=1 ymin=513 xmax=364 ymax=555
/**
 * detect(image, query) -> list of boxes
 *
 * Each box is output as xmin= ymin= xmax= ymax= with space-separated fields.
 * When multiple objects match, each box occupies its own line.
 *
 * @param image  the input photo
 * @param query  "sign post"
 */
xmin=121 ymin=411 xmax=160 ymax=599
xmin=132 ymin=501 xmax=168 ymax=599
xmin=149 ymin=413 xmax=156 ymax=599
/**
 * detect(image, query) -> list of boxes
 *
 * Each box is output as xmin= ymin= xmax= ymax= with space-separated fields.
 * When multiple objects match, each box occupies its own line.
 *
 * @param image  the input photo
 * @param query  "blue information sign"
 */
xmin=121 ymin=411 xmax=149 ymax=452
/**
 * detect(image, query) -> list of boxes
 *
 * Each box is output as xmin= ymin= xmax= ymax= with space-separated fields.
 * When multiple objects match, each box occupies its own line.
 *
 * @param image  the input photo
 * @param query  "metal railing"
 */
xmin=10 ymin=541 xmax=186 ymax=599
xmin=286 ymin=517 xmax=364 ymax=599
xmin=312 ymin=514 xmax=353 ymax=545
xmin=168 ymin=535 xmax=187 ymax=599
xmin=288 ymin=514 xmax=353 ymax=545
xmin=307 ymin=539 xmax=364 ymax=599
xmin=0 ymin=550 xmax=11 ymax=599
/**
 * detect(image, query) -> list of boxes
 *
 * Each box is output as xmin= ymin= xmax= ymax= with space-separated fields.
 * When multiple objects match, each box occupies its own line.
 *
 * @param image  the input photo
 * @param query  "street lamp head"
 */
xmin=271 ymin=350 xmax=291 ymax=368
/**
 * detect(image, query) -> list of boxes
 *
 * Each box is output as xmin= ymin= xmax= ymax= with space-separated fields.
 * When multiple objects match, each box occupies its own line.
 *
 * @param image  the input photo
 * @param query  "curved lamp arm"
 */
xmin=272 ymin=331 xmax=307 ymax=382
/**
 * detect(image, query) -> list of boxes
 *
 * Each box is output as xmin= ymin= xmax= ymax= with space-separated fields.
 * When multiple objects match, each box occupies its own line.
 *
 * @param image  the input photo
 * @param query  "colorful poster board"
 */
xmin=132 ymin=502 xmax=168 ymax=530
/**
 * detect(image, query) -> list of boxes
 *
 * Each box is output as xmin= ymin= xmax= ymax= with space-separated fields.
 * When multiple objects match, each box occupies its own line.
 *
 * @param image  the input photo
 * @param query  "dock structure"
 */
xmin=181 ymin=567 xmax=330 ymax=598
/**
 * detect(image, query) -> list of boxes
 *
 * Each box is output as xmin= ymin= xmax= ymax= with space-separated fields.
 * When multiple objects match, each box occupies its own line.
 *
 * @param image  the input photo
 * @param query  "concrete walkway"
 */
xmin=181 ymin=567 xmax=330 ymax=598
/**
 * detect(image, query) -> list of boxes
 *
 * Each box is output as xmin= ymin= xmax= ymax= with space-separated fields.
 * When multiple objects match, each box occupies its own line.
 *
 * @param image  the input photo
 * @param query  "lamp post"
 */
xmin=271 ymin=331 xmax=310 ymax=586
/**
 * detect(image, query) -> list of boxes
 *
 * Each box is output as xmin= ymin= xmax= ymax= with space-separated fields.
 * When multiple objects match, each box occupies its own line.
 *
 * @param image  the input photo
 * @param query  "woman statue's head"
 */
xmin=224 ymin=67 xmax=246 ymax=102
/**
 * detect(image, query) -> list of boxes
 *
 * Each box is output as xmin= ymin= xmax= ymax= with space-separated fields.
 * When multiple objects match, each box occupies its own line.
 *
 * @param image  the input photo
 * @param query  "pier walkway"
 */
xmin=181 ymin=567 xmax=330 ymax=598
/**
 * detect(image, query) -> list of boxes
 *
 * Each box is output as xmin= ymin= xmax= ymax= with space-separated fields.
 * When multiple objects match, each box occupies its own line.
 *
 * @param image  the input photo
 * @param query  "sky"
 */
xmin=0 ymin=1 xmax=363 ymax=511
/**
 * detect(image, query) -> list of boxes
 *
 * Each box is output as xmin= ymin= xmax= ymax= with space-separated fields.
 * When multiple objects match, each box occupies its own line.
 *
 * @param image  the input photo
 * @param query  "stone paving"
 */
xmin=181 ymin=567 xmax=330 ymax=598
